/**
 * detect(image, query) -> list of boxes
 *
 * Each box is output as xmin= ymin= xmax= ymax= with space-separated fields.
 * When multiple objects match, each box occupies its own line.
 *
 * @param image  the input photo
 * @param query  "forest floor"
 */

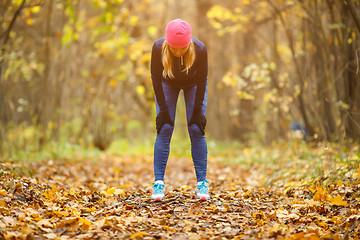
xmin=0 ymin=141 xmax=360 ymax=239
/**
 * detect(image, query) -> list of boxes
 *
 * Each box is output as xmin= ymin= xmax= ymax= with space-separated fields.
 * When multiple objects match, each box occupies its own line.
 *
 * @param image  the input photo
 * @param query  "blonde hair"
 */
xmin=162 ymin=40 xmax=196 ymax=79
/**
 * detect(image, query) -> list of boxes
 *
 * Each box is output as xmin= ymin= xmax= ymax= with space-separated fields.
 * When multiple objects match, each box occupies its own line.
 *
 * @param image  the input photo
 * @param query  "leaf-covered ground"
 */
xmin=1 ymin=142 xmax=360 ymax=239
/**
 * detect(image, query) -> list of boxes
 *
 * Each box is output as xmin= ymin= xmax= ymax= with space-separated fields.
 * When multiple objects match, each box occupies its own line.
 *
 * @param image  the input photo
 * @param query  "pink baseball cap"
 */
xmin=166 ymin=19 xmax=192 ymax=48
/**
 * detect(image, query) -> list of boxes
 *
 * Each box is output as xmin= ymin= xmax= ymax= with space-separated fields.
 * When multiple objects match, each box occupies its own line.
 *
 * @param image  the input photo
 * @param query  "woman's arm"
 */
xmin=194 ymin=44 xmax=208 ymax=111
xmin=151 ymin=41 xmax=168 ymax=112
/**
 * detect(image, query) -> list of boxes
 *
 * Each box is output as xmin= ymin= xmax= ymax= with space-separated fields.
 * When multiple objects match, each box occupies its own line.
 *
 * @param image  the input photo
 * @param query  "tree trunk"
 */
xmin=341 ymin=1 xmax=360 ymax=141
xmin=269 ymin=0 xmax=315 ymax=139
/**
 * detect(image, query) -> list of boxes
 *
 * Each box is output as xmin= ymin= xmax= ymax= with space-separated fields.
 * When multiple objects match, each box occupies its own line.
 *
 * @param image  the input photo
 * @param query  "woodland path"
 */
xmin=0 ymin=154 xmax=359 ymax=239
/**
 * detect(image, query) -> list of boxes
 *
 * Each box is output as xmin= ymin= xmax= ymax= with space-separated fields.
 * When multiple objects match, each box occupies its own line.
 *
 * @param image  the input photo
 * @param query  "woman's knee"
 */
xmin=158 ymin=123 xmax=174 ymax=136
xmin=188 ymin=124 xmax=203 ymax=137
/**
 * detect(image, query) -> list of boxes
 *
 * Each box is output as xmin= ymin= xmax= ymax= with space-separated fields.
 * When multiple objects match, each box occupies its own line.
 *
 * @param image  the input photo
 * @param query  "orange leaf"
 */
xmin=129 ymin=232 xmax=147 ymax=239
xmin=79 ymin=218 xmax=92 ymax=226
xmin=329 ymin=195 xmax=347 ymax=206
xmin=313 ymin=184 xmax=330 ymax=202
xmin=26 ymin=18 xmax=34 ymax=25
xmin=0 ymin=200 xmax=7 ymax=207
xmin=317 ymin=221 xmax=328 ymax=229
xmin=101 ymin=187 xmax=116 ymax=196
xmin=53 ymin=210 xmax=69 ymax=217
xmin=162 ymin=226 xmax=176 ymax=231
xmin=337 ymin=180 xmax=343 ymax=187
xmin=69 ymin=187 xmax=76 ymax=196
xmin=0 ymin=189 xmax=7 ymax=196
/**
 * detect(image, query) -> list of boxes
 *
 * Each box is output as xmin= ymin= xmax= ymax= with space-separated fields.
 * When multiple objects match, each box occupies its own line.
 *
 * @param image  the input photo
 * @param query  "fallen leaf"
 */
xmin=129 ymin=232 xmax=147 ymax=239
xmin=0 ymin=200 xmax=7 ymax=207
xmin=329 ymin=195 xmax=347 ymax=206
xmin=313 ymin=183 xmax=330 ymax=202
xmin=69 ymin=187 xmax=76 ymax=195
xmin=0 ymin=189 xmax=7 ymax=196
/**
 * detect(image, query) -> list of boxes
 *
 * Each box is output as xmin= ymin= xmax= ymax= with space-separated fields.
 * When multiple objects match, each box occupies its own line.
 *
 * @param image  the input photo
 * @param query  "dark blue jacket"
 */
xmin=151 ymin=37 xmax=208 ymax=113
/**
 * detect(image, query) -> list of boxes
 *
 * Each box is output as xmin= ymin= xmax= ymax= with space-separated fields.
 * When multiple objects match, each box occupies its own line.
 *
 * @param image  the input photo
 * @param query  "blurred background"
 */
xmin=1 ymin=0 xmax=359 ymax=158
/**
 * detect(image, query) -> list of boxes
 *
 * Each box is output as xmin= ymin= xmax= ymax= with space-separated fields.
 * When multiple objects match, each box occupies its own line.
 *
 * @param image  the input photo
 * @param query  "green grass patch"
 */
xmin=210 ymin=139 xmax=360 ymax=187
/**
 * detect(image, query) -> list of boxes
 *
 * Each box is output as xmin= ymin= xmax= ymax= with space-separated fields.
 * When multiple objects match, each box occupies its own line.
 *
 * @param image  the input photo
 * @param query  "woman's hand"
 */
xmin=188 ymin=108 xmax=206 ymax=135
xmin=156 ymin=111 xmax=174 ymax=134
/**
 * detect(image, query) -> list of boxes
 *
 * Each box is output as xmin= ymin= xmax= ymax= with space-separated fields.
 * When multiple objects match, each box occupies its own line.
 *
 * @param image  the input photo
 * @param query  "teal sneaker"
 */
xmin=195 ymin=180 xmax=210 ymax=201
xmin=151 ymin=180 xmax=165 ymax=202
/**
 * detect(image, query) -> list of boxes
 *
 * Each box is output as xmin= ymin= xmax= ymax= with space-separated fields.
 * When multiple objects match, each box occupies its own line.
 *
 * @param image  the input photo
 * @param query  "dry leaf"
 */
xmin=329 ymin=195 xmax=347 ymax=206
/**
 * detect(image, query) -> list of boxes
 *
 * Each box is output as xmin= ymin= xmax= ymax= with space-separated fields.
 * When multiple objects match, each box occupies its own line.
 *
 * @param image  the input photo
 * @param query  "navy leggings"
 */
xmin=154 ymin=81 xmax=208 ymax=182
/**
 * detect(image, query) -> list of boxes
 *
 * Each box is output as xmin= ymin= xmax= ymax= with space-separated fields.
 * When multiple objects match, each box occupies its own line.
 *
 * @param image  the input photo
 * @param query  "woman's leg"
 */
xmin=154 ymin=82 xmax=180 ymax=181
xmin=183 ymin=83 xmax=208 ymax=182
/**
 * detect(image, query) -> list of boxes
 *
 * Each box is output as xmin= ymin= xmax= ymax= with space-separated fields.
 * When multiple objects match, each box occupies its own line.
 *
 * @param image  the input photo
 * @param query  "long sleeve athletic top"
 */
xmin=151 ymin=37 xmax=208 ymax=113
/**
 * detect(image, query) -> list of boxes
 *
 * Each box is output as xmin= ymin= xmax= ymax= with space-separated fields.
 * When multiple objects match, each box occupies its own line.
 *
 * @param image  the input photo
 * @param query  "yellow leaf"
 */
xmin=318 ymin=221 xmax=328 ymax=229
xmin=329 ymin=216 xmax=343 ymax=224
xmin=313 ymin=183 xmax=330 ymax=202
xmin=113 ymin=167 xmax=121 ymax=174
xmin=43 ymin=191 xmax=54 ymax=200
xmin=31 ymin=6 xmax=41 ymax=14
xmin=0 ymin=200 xmax=7 ymax=207
xmin=147 ymin=25 xmax=158 ymax=37
xmin=14 ymin=0 xmax=24 ymax=6
xmin=70 ymin=208 xmax=80 ymax=217
xmin=120 ymin=183 xmax=131 ymax=188
xmin=64 ymin=217 xmax=78 ymax=225
xmin=237 ymin=90 xmax=255 ymax=100
xmin=69 ymin=187 xmax=75 ymax=196
xmin=52 ymin=185 xmax=59 ymax=192
xmin=130 ymin=232 xmax=147 ymax=239
xmin=109 ymin=79 xmax=117 ymax=88
xmin=53 ymin=210 xmax=69 ymax=217
xmin=129 ymin=16 xmax=138 ymax=26
xmin=180 ymin=185 xmax=190 ymax=191
xmin=337 ymin=180 xmax=343 ymax=187
xmin=101 ymin=187 xmax=118 ymax=196
xmin=26 ymin=18 xmax=34 ymax=25
xmin=329 ymin=195 xmax=347 ymax=206
xmin=79 ymin=218 xmax=92 ymax=226
xmin=136 ymin=85 xmax=145 ymax=95
xmin=162 ymin=226 xmax=176 ymax=231
xmin=0 ymin=189 xmax=7 ymax=196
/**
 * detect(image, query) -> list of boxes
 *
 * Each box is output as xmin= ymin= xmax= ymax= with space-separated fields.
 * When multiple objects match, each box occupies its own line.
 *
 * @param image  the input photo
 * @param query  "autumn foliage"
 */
xmin=1 ymin=0 xmax=360 ymax=238
xmin=1 ymin=142 xmax=360 ymax=239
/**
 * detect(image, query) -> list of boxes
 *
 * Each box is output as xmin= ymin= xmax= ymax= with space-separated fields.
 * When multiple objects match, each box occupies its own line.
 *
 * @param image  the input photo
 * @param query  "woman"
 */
xmin=150 ymin=19 xmax=209 ymax=201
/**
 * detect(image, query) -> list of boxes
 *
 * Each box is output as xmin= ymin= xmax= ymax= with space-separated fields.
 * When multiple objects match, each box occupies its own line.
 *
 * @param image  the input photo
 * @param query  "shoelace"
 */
xmin=152 ymin=183 xmax=164 ymax=194
xmin=197 ymin=180 xmax=208 ymax=194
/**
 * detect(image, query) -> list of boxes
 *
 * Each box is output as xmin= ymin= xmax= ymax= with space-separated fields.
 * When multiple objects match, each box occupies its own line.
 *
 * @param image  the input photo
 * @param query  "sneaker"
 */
xmin=151 ymin=180 xmax=165 ymax=202
xmin=195 ymin=180 xmax=210 ymax=201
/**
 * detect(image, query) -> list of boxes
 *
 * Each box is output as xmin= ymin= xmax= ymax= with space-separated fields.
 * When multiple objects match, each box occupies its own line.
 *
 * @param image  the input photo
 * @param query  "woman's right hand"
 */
xmin=188 ymin=108 xmax=206 ymax=135
xmin=156 ymin=111 xmax=174 ymax=134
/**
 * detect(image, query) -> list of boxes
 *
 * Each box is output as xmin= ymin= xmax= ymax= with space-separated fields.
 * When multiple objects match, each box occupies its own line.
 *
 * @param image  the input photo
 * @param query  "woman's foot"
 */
xmin=151 ymin=180 xmax=165 ymax=201
xmin=195 ymin=180 xmax=210 ymax=201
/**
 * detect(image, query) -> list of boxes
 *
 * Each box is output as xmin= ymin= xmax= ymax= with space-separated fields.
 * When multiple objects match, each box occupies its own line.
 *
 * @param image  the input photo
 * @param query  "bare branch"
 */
xmin=344 ymin=0 xmax=360 ymax=33
xmin=0 ymin=0 xmax=26 ymax=45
